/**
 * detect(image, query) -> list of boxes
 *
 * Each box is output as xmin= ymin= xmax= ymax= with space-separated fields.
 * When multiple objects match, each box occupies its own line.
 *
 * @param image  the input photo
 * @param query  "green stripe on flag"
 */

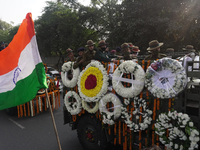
xmin=0 ymin=63 xmax=48 ymax=110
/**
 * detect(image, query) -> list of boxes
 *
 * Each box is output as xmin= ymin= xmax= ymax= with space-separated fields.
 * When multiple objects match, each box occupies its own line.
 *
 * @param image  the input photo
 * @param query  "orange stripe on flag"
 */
xmin=0 ymin=13 xmax=35 ymax=75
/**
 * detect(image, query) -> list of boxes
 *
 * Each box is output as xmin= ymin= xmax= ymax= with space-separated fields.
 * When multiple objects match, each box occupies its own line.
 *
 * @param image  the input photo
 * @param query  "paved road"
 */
xmin=0 ymin=93 xmax=83 ymax=150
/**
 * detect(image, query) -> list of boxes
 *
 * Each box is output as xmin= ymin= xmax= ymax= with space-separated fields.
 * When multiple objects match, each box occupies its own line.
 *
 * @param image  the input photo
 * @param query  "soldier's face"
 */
xmin=89 ymin=45 xmax=94 ymax=50
xmin=78 ymin=51 xmax=84 ymax=56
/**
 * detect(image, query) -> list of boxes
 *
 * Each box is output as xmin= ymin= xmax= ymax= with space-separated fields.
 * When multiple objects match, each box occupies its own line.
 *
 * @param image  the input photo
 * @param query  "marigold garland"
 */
xmin=80 ymin=67 xmax=103 ymax=97
xmin=78 ymin=61 xmax=109 ymax=102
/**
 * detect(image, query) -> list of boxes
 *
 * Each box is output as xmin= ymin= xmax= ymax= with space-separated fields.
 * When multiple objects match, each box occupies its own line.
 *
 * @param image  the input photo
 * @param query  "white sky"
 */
xmin=0 ymin=0 xmax=90 ymax=26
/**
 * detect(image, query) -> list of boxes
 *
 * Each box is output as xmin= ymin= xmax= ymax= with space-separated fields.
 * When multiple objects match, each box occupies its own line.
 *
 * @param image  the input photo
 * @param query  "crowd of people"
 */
xmin=64 ymin=39 xmax=199 ymax=71
xmin=64 ymin=39 xmax=155 ymax=70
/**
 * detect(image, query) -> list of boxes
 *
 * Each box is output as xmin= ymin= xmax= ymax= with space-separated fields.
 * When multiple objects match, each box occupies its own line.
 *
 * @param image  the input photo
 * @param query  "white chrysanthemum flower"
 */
xmin=174 ymin=144 xmax=179 ymax=149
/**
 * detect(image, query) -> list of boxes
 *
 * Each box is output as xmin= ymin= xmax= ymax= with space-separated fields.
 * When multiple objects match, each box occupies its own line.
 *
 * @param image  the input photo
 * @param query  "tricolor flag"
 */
xmin=0 ymin=13 xmax=48 ymax=110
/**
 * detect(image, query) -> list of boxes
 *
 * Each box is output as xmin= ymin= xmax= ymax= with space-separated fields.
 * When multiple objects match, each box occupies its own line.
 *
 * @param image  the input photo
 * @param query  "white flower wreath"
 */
xmin=64 ymin=91 xmax=82 ymax=115
xmin=121 ymin=97 xmax=153 ymax=132
xmin=99 ymin=93 xmax=122 ymax=125
xmin=78 ymin=61 xmax=109 ymax=102
xmin=82 ymin=101 xmax=99 ymax=114
xmin=112 ymin=60 xmax=145 ymax=98
xmin=155 ymin=111 xmax=199 ymax=150
xmin=61 ymin=61 xmax=80 ymax=88
xmin=145 ymin=58 xmax=187 ymax=99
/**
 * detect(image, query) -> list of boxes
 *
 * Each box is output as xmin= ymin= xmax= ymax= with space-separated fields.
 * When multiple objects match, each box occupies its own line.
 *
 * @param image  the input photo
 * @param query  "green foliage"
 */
xmin=35 ymin=1 xmax=98 ymax=56
xmin=5 ymin=0 xmax=200 ymax=56
xmin=0 ymin=19 xmax=13 ymax=43
xmin=6 ymin=26 xmax=19 ymax=43
xmin=83 ymin=0 xmax=200 ymax=53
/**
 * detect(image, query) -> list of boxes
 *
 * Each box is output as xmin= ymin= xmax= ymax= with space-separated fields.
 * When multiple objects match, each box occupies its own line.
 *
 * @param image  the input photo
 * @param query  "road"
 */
xmin=0 ymin=92 xmax=83 ymax=150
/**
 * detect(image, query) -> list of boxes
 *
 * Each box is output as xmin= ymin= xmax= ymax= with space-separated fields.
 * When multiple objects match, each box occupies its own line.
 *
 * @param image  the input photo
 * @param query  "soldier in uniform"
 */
xmin=81 ymin=40 xmax=97 ymax=67
xmin=131 ymin=46 xmax=140 ymax=61
xmin=95 ymin=40 xmax=118 ymax=63
xmin=121 ymin=43 xmax=132 ymax=60
xmin=145 ymin=40 xmax=166 ymax=60
xmin=65 ymin=48 xmax=75 ymax=62
xmin=73 ymin=47 xmax=85 ymax=69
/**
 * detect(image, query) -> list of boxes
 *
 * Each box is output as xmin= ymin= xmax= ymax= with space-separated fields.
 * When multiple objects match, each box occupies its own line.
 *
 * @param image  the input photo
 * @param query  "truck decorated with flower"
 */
xmin=62 ymin=58 xmax=200 ymax=150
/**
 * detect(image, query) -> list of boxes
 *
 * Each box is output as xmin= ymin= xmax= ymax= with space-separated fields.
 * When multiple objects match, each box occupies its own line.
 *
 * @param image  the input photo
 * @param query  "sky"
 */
xmin=0 ymin=0 xmax=90 ymax=26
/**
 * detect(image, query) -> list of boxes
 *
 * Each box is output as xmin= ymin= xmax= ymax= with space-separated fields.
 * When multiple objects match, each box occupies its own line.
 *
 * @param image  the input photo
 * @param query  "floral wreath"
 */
xmin=64 ymin=91 xmax=82 ymax=115
xmin=61 ymin=61 xmax=80 ymax=88
xmin=145 ymin=58 xmax=187 ymax=99
xmin=82 ymin=101 xmax=99 ymax=114
xmin=78 ymin=61 xmax=109 ymax=102
xmin=155 ymin=111 xmax=199 ymax=150
xmin=112 ymin=60 xmax=145 ymax=98
xmin=99 ymin=93 xmax=122 ymax=125
xmin=121 ymin=97 xmax=153 ymax=132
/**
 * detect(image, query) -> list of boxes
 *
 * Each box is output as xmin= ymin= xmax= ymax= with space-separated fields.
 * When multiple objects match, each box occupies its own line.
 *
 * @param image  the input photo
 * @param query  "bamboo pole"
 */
xmin=45 ymin=89 xmax=62 ymax=150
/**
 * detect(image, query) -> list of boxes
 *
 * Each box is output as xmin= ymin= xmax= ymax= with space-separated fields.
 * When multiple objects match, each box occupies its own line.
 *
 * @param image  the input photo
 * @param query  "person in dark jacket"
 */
xmin=95 ymin=40 xmax=118 ymax=63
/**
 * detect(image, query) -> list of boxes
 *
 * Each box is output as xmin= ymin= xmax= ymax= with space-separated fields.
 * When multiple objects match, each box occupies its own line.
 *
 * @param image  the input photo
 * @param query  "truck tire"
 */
xmin=77 ymin=114 xmax=107 ymax=150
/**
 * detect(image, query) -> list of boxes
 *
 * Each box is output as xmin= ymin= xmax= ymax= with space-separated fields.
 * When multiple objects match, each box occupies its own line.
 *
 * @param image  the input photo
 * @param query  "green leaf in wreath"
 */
xmin=185 ymin=126 xmax=191 ymax=135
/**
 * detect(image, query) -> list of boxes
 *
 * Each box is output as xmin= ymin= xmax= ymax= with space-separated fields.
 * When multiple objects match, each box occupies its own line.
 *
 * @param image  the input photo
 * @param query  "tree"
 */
xmin=0 ymin=19 xmax=13 ymax=43
xmin=35 ymin=1 xmax=98 ymax=56
xmin=96 ymin=0 xmax=200 ymax=53
xmin=34 ymin=0 xmax=200 ymax=56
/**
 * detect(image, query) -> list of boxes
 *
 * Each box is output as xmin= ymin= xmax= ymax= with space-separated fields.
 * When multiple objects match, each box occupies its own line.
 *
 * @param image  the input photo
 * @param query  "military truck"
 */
xmin=62 ymin=59 xmax=200 ymax=150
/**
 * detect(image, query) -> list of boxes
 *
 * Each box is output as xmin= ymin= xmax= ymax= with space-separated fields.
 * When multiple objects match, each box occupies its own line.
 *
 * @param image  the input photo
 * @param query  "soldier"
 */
xmin=131 ymin=46 xmax=140 ymax=61
xmin=95 ymin=40 xmax=118 ymax=63
xmin=166 ymin=48 xmax=174 ymax=58
xmin=110 ymin=49 xmax=117 ymax=58
xmin=73 ymin=47 xmax=85 ymax=69
xmin=65 ymin=48 xmax=75 ymax=62
xmin=182 ymin=45 xmax=196 ymax=71
xmin=98 ymin=40 xmax=108 ymax=53
xmin=145 ymin=40 xmax=166 ymax=60
xmin=121 ymin=43 xmax=131 ymax=60
xmin=81 ymin=40 xmax=97 ymax=67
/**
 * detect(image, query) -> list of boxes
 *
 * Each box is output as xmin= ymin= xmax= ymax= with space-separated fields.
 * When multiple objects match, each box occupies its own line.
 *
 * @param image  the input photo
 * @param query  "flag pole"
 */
xmin=45 ymin=89 xmax=62 ymax=150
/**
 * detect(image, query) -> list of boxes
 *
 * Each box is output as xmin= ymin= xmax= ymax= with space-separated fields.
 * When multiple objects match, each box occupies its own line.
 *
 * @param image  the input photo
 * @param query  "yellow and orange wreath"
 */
xmin=78 ymin=61 xmax=109 ymax=102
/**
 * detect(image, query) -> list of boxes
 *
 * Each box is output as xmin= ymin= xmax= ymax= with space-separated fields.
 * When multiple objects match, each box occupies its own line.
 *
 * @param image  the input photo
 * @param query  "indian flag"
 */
xmin=0 ymin=13 xmax=48 ymax=110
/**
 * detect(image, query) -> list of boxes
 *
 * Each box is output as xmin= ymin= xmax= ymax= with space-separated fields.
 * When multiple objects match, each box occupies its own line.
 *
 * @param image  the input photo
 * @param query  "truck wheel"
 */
xmin=77 ymin=114 xmax=107 ymax=150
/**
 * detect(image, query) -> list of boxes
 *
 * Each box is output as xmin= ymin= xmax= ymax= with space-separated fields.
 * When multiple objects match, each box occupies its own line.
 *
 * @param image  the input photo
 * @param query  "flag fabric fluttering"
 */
xmin=0 ymin=13 xmax=48 ymax=110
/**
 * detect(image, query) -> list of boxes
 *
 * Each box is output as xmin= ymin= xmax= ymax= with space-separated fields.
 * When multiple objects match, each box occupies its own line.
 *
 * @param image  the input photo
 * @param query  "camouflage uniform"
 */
xmin=144 ymin=53 xmax=167 ymax=60
xmin=81 ymin=49 xmax=96 ymax=67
